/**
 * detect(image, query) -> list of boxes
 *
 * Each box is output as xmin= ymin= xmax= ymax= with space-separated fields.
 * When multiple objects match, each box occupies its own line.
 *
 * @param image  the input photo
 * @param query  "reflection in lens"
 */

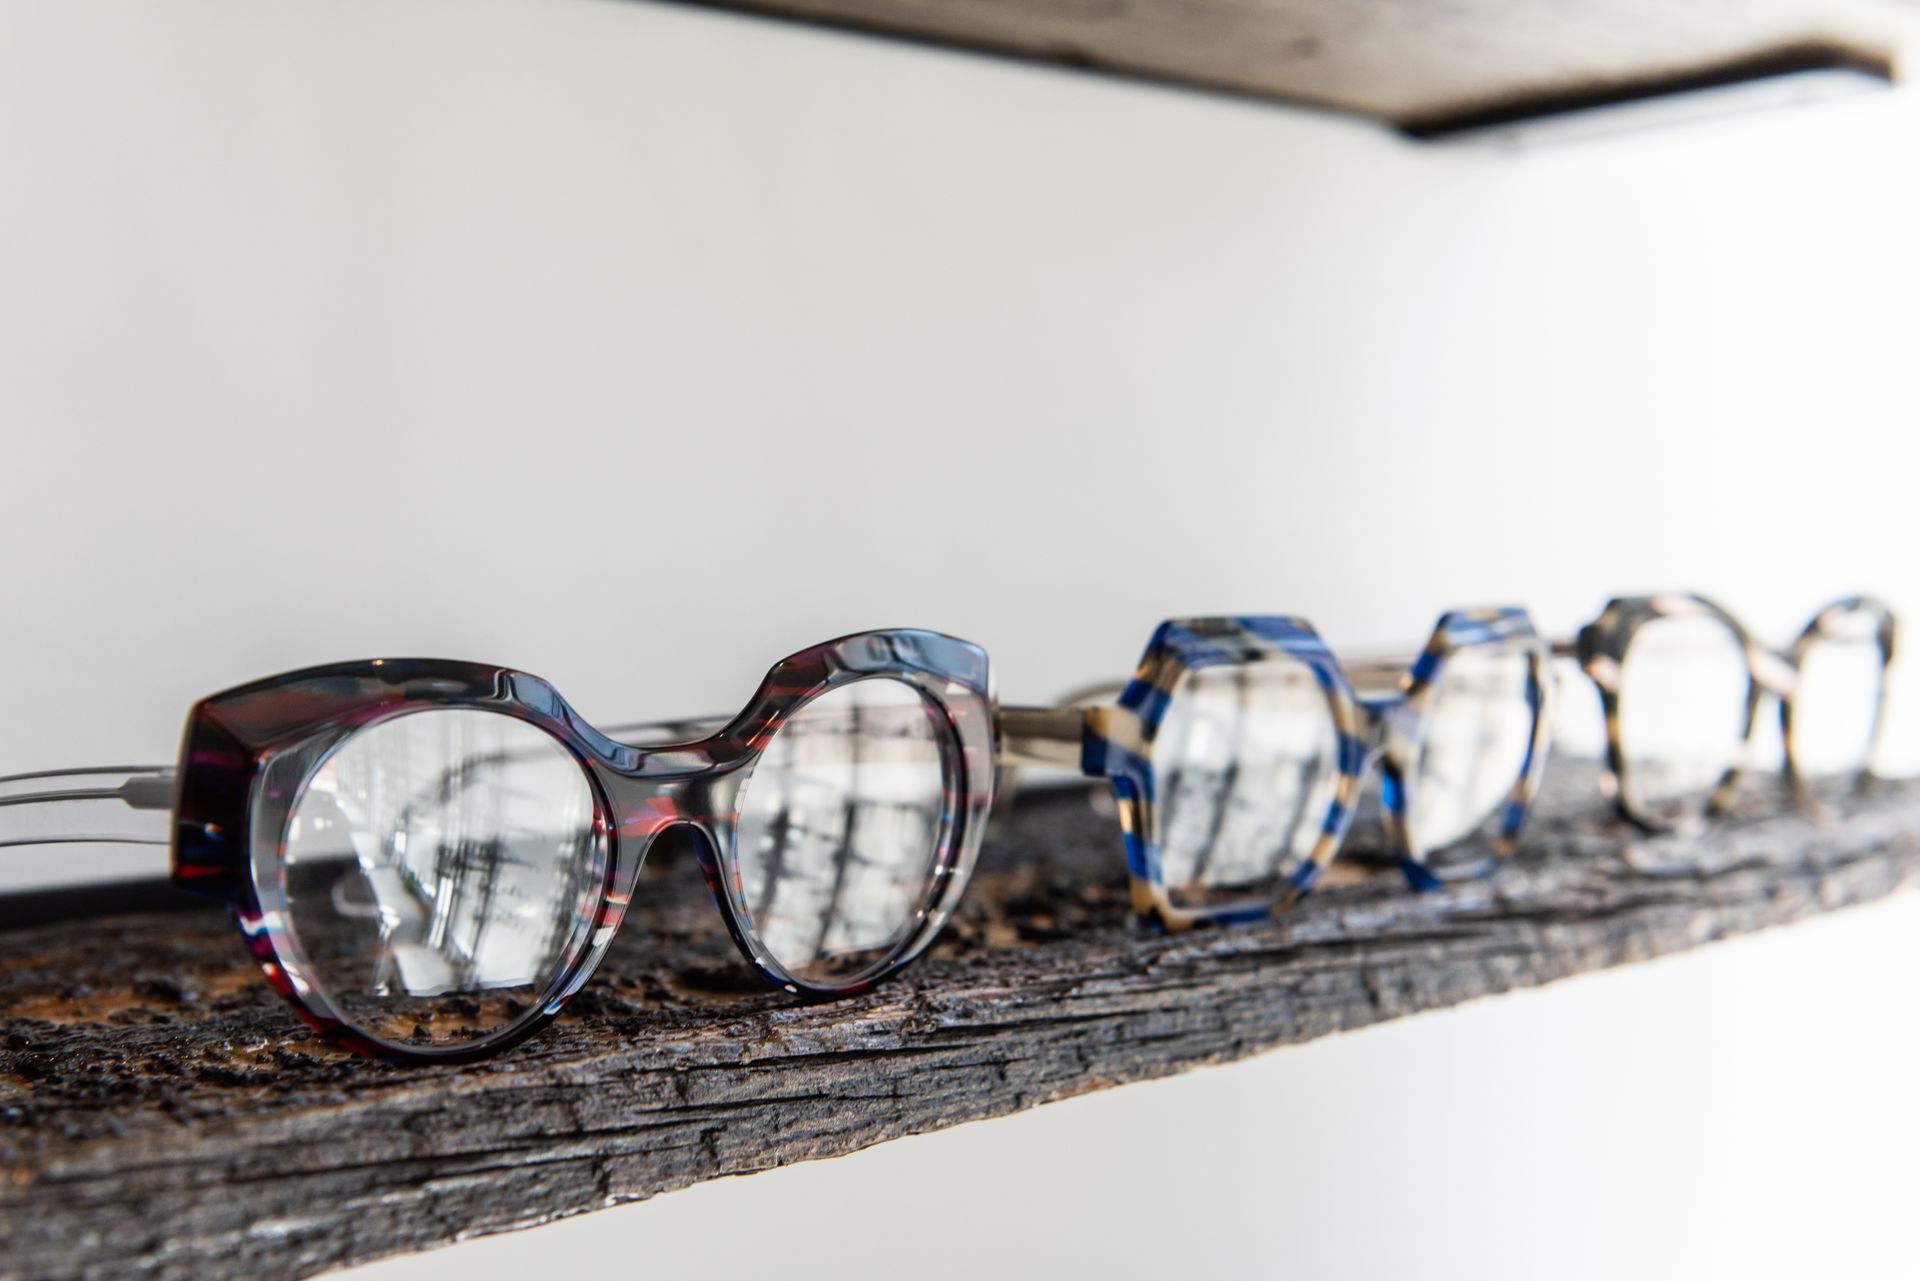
xmin=732 ymin=679 xmax=948 ymax=987
xmin=283 ymin=709 xmax=604 ymax=1050
xmin=1618 ymin=615 xmax=1752 ymax=825
xmin=1152 ymin=658 xmax=1341 ymax=910
xmin=1793 ymin=611 xmax=1885 ymax=780
xmin=1403 ymin=639 xmax=1536 ymax=866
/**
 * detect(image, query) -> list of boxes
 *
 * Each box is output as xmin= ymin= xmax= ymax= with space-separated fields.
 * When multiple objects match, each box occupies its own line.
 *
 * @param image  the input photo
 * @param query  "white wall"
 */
xmin=2 ymin=0 xmax=1916 ymax=1275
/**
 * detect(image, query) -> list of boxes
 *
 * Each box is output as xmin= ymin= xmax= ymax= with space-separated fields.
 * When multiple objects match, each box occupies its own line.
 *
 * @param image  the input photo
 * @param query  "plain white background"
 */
xmin=1 ymin=1 xmax=1917 ymax=1276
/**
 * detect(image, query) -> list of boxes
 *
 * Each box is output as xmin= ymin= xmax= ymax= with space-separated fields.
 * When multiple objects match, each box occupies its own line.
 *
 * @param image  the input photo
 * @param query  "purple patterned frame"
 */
xmin=170 ymin=629 xmax=995 ymax=1062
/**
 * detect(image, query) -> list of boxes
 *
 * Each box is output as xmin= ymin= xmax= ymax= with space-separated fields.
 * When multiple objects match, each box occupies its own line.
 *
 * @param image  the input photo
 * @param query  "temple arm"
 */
xmin=0 ymin=707 xmax=947 ymax=857
xmin=994 ymin=671 xmax=1138 ymax=775
xmin=0 ymin=726 xmax=727 ymax=858
xmin=992 ymin=642 xmax=1514 ymax=799
xmin=996 ymin=706 xmax=1088 ymax=769
xmin=996 ymin=648 xmax=1428 ymax=766
xmin=0 ymin=766 xmax=176 ymax=850
xmin=1549 ymin=634 xmax=1795 ymax=697
xmin=0 ymin=710 xmax=728 ymax=856
xmin=1341 ymin=652 xmax=1421 ymax=699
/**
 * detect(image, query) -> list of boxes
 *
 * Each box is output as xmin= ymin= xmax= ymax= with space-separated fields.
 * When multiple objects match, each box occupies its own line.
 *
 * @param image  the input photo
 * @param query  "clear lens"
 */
xmin=283 ymin=708 xmax=605 ymax=1050
xmin=1152 ymin=657 xmax=1342 ymax=911
xmin=1875 ymin=654 xmax=1920 ymax=779
xmin=732 ymin=678 xmax=948 ymax=987
xmin=1403 ymin=638 xmax=1537 ymax=867
xmin=1617 ymin=615 xmax=1752 ymax=825
xmin=1792 ymin=611 xmax=1885 ymax=780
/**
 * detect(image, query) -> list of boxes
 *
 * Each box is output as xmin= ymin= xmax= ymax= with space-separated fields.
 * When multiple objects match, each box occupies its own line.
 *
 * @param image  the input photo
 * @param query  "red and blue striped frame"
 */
xmin=170 ymin=629 xmax=995 ymax=1063
xmin=1572 ymin=592 xmax=1898 ymax=830
xmin=1082 ymin=610 xmax=1550 ymax=931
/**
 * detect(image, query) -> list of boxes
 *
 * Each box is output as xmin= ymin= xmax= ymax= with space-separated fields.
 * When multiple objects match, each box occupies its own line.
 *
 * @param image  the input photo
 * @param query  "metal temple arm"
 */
xmin=989 ymin=704 xmax=1095 ymax=830
xmin=0 ymin=766 xmax=176 ymax=850
xmin=1340 ymin=651 xmax=1423 ymax=700
xmin=0 ymin=719 xmax=740 ymax=859
xmin=995 ymin=706 xmax=1089 ymax=770
xmin=994 ymin=671 xmax=1130 ymax=775
xmin=1549 ymin=633 xmax=1796 ymax=698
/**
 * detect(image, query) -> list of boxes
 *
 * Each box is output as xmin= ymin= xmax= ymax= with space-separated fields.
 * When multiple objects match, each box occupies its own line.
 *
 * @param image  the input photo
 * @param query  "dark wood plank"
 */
xmin=669 ymin=0 xmax=1919 ymax=132
xmin=2 ymin=765 xmax=1917 ymax=1281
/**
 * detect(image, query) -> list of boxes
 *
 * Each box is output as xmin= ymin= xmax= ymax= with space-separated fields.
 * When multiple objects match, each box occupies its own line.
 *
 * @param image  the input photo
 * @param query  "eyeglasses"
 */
xmin=997 ymin=609 xmax=1551 ymax=929
xmin=1565 ymin=594 xmax=1898 ymax=831
xmin=0 ymin=610 xmax=1554 ymax=1058
xmin=0 ymin=629 xmax=995 ymax=1062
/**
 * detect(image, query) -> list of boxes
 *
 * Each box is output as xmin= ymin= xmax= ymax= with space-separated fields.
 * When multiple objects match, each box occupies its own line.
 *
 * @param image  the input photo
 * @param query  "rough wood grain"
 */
xmin=2 ymin=765 xmax=1917 ymax=1281
xmin=670 ymin=0 xmax=1920 ymax=132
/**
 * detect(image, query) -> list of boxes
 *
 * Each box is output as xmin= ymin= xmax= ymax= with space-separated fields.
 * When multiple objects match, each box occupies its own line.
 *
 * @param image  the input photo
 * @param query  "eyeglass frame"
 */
xmin=1566 ymin=592 xmax=1898 ymax=832
xmin=998 ymin=608 xmax=1552 ymax=931
xmin=2 ymin=628 xmax=995 ymax=1063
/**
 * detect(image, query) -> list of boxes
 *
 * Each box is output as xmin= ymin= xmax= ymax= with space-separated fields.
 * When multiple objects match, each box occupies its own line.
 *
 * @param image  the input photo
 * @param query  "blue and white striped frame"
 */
xmin=1083 ymin=609 xmax=1551 ymax=931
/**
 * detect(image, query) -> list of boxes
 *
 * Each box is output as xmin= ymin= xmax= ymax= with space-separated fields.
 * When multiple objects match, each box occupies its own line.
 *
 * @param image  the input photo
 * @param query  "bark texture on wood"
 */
xmin=2 ymin=767 xmax=1917 ymax=1281
xmin=670 ymin=0 xmax=1920 ymax=131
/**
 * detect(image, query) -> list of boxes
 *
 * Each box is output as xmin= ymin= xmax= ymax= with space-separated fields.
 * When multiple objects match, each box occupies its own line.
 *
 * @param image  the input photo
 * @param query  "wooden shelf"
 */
xmin=2 ymin=765 xmax=1917 ymax=1280
xmin=677 ymin=0 xmax=1920 ymax=135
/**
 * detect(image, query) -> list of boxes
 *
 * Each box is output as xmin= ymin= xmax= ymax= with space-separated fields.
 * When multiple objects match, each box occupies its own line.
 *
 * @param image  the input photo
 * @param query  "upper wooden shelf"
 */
xmin=3 ymin=765 xmax=1917 ymax=1280
xmin=682 ymin=0 xmax=1920 ymax=135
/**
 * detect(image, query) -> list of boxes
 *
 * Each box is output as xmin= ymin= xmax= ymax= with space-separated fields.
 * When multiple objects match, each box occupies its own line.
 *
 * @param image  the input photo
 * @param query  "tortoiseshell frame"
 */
xmin=1573 ymin=593 xmax=1899 ymax=831
xmin=170 ymin=629 xmax=995 ymax=1063
xmin=1082 ymin=609 xmax=1551 ymax=931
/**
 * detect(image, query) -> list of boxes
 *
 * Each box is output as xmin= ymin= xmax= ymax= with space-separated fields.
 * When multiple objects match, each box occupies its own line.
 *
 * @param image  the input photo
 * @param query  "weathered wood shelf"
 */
xmin=676 ymin=0 xmax=1920 ymax=135
xmin=3 ymin=764 xmax=1918 ymax=1281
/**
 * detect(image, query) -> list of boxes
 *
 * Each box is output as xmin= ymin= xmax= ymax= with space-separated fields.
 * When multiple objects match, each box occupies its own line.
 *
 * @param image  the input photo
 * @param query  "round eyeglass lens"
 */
xmin=282 ymin=708 xmax=606 ymax=1051
xmin=1792 ymin=609 xmax=1885 ymax=781
xmin=1402 ymin=638 xmax=1537 ymax=873
xmin=1152 ymin=656 xmax=1342 ymax=911
xmin=1617 ymin=615 xmax=1752 ymax=825
xmin=731 ymin=678 xmax=950 ymax=988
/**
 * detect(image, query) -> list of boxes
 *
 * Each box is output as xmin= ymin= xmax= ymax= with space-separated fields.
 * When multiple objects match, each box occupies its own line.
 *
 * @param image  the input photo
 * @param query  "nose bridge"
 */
xmin=593 ymin=766 xmax=738 ymax=870
xmin=1750 ymin=645 xmax=1798 ymax=700
xmin=1352 ymin=692 xmax=1405 ymax=768
xmin=589 ymin=771 xmax=746 ymax=919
